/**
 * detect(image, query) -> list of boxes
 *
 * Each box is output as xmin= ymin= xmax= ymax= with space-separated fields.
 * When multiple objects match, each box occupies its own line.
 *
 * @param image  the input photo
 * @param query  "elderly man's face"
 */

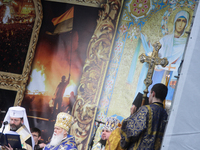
xmin=101 ymin=129 xmax=111 ymax=140
xmin=54 ymin=126 xmax=63 ymax=136
xmin=10 ymin=117 xmax=23 ymax=131
xmin=50 ymin=126 xmax=67 ymax=146
xmin=54 ymin=126 xmax=67 ymax=137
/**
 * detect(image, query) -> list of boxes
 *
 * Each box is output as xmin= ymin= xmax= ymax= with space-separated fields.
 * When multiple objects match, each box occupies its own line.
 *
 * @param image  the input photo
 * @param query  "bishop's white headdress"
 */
xmin=3 ymin=106 xmax=30 ymax=132
xmin=2 ymin=106 xmax=35 ymax=150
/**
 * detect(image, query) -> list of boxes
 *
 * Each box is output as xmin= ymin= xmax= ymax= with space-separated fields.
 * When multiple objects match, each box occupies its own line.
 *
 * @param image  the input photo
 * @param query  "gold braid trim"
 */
xmin=146 ymin=105 xmax=152 ymax=135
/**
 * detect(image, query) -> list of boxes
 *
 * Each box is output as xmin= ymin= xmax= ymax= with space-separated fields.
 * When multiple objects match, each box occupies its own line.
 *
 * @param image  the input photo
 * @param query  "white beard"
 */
xmin=49 ymin=131 xmax=64 ymax=146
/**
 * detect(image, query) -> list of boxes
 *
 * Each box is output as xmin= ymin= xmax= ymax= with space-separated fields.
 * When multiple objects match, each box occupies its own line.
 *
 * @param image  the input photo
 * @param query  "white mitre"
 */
xmin=1 ymin=106 xmax=35 ymax=150
xmin=3 ymin=106 xmax=30 ymax=132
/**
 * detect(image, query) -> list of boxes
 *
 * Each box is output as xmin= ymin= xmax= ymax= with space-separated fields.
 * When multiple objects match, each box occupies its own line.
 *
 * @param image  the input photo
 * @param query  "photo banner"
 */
xmin=22 ymin=0 xmax=99 ymax=145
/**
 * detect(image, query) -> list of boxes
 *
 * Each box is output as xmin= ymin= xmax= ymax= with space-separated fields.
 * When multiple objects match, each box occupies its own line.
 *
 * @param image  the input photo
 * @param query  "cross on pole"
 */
xmin=139 ymin=41 xmax=169 ymax=106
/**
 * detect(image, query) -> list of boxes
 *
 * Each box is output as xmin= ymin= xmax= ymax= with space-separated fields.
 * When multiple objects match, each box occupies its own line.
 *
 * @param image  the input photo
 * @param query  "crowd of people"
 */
xmin=0 ymin=83 xmax=169 ymax=150
xmin=0 ymin=22 xmax=34 ymax=74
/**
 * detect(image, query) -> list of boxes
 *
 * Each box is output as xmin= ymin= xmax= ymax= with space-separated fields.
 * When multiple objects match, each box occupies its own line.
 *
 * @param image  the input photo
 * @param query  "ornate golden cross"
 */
xmin=139 ymin=41 xmax=169 ymax=106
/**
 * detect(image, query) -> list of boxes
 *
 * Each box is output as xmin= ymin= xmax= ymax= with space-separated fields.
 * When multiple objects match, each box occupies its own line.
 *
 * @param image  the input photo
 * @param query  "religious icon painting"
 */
xmin=95 ymin=0 xmax=197 ymax=130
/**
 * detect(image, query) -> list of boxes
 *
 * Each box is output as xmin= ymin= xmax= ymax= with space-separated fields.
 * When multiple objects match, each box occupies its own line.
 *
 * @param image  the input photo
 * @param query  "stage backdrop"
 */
xmin=92 ymin=0 xmax=197 ymax=145
xmin=20 ymin=0 xmax=198 ymax=149
xmin=22 ymin=0 xmax=123 ymax=150
xmin=22 ymin=0 xmax=98 ymax=143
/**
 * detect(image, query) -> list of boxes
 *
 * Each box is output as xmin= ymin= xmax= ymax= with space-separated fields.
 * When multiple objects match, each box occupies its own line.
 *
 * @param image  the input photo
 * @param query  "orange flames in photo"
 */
xmin=26 ymin=31 xmax=83 ymax=99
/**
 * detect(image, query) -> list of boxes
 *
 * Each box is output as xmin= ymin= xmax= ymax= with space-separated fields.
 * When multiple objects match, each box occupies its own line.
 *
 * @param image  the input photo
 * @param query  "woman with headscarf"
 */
xmin=153 ymin=10 xmax=190 ymax=100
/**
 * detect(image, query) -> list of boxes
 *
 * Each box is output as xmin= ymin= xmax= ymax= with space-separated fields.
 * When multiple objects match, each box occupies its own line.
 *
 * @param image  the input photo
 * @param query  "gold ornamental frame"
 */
xmin=68 ymin=0 xmax=124 ymax=149
xmin=0 ymin=0 xmax=43 ymax=106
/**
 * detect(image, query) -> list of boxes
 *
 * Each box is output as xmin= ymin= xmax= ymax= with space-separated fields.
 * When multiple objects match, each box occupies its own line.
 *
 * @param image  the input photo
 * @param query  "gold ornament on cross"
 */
xmin=139 ymin=41 xmax=169 ymax=106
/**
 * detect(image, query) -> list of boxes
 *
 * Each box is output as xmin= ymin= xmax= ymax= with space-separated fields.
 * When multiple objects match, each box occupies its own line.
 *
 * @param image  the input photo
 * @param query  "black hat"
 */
xmin=132 ymin=92 xmax=149 ymax=110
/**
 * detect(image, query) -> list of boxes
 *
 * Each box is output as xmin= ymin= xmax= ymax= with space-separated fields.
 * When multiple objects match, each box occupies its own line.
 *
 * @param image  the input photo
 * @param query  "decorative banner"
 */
xmin=93 ymin=0 xmax=197 ymax=145
xmin=22 ymin=0 xmax=123 ymax=149
xmin=21 ymin=1 xmax=100 ymax=147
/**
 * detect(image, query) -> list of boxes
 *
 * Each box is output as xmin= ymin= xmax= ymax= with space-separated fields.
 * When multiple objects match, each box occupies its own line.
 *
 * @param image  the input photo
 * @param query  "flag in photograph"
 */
xmin=47 ymin=6 xmax=74 ymax=35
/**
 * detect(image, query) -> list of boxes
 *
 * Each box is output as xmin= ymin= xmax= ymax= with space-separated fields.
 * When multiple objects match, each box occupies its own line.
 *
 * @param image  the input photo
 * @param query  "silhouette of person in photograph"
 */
xmin=50 ymin=74 xmax=70 ymax=120
xmin=68 ymin=91 xmax=76 ymax=114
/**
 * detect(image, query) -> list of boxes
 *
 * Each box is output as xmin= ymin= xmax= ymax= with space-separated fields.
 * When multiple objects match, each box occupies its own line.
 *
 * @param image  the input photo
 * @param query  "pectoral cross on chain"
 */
xmin=139 ymin=41 xmax=169 ymax=106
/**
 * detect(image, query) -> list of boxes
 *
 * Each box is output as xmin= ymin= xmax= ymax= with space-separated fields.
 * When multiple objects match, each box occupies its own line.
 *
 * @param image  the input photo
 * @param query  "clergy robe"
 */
xmin=105 ymin=127 xmax=123 ymax=150
xmin=0 ymin=124 xmax=33 ymax=150
xmin=120 ymin=103 xmax=168 ymax=150
xmin=43 ymin=135 xmax=77 ymax=150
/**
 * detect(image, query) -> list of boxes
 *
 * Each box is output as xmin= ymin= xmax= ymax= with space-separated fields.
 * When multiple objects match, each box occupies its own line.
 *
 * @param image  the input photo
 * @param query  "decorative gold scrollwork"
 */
xmin=70 ymin=0 xmax=122 ymax=149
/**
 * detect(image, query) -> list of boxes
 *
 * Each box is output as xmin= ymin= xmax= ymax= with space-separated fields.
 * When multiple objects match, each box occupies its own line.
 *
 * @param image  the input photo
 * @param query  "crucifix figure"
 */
xmin=139 ymin=41 xmax=169 ymax=106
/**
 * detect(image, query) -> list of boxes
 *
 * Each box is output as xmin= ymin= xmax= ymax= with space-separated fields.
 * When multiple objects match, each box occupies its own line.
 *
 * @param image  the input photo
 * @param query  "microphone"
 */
xmin=1 ymin=121 xmax=8 ymax=135
xmin=3 ymin=121 xmax=8 ymax=126
xmin=95 ymin=120 xmax=105 ymax=124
